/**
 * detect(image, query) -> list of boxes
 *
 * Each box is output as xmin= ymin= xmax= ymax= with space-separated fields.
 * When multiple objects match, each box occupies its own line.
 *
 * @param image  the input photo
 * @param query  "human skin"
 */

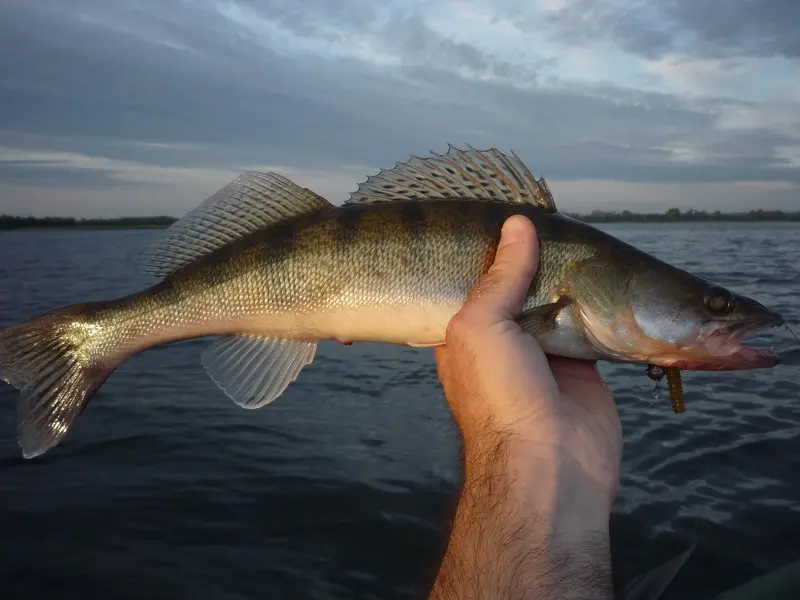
xmin=428 ymin=215 xmax=623 ymax=599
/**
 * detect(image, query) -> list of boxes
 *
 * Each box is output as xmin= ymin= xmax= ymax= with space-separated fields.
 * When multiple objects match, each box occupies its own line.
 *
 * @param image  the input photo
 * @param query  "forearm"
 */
xmin=428 ymin=427 xmax=615 ymax=600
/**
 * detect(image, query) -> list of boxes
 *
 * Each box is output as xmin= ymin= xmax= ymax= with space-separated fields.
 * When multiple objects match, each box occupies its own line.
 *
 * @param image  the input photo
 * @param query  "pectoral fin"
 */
xmin=516 ymin=297 xmax=572 ymax=337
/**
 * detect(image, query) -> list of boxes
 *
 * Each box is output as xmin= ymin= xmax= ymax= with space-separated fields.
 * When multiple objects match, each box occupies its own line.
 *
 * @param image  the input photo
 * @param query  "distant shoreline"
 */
xmin=0 ymin=216 xmax=178 ymax=231
xmin=2 ymin=224 xmax=174 ymax=231
xmin=1 ymin=209 xmax=798 ymax=230
xmin=566 ymin=208 xmax=800 ymax=223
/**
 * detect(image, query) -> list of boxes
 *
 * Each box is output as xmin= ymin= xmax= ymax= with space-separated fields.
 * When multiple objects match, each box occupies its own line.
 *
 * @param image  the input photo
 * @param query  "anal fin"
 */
xmin=201 ymin=335 xmax=318 ymax=409
xmin=516 ymin=297 xmax=571 ymax=337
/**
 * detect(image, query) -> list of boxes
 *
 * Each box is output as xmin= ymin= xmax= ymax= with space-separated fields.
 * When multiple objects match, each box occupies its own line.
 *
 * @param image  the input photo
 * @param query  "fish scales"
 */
xmin=90 ymin=201 xmax=580 ymax=353
xmin=0 ymin=145 xmax=784 ymax=459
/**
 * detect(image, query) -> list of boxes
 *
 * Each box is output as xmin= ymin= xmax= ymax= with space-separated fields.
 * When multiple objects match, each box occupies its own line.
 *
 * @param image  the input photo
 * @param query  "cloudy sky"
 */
xmin=1 ymin=0 xmax=799 ymax=217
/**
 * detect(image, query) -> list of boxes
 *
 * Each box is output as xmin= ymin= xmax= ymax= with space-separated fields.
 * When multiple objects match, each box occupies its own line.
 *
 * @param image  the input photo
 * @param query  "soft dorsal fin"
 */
xmin=139 ymin=171 xmax=332 ymax=279
xmin=345 ymin=144 xmax=557 ymax=212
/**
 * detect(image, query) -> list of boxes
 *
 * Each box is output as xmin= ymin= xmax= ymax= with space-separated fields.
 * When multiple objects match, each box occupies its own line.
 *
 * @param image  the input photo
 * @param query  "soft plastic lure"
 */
xmin=666 ymin=368 xmax=685 ymax=413
xmin=647 ymin=364 xmax=685 ymax=413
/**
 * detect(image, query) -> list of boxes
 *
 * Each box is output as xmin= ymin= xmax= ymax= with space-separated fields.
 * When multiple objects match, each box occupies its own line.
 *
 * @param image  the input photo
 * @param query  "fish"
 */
xmin=0 ymin=145 xmax=785 ymax=458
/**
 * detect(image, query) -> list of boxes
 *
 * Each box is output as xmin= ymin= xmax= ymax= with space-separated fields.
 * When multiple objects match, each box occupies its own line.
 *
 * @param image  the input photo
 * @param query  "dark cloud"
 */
xmin=546 ymin=0 xmax=800 ymax=60
xmin=543 ymin=1 xmax=674 ymax=60
xmin=0 ymin=163 xmax=140 ymax=189
xmin=246 ymin=0 xmax=381 ymax=37
xmin=667 ymin=0 xmax=800 ymax=59
xmin=380 ymin=12 xmax=524 ymax=81
xmin=0 ymin=0 xmax=798 ymax=203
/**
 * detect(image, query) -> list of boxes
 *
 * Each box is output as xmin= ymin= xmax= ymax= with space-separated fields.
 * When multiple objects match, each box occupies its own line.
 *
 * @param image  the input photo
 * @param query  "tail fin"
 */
xmin=0 ymin=303 xmax=114 ymax=458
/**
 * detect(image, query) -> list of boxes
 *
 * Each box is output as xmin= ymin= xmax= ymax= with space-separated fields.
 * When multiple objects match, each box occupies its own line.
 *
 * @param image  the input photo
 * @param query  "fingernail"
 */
xmin=500 ymin=216 xmax=527 ymax=247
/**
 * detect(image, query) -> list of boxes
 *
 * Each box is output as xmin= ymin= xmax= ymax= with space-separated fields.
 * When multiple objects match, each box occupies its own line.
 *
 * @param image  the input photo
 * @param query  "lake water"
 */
xmin=0 ymin=223 xmax=798 ymax=599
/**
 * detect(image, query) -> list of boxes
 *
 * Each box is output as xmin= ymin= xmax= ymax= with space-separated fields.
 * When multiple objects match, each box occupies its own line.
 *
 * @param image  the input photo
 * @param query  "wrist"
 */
xmin=445 ymin=429 xmax=614 ymax=598
xmin=461 ymin=411 xmax=619 ymax=507
xmin=464 ymin=432 xmax=612 ymax=538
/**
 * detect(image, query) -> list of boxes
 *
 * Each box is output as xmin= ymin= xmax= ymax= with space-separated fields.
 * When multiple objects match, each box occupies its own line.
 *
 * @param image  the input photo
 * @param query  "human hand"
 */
xmin=429 ymin=215 xmax=621 ymax=599
xmin=435 ymin=213 xmax=623 ymax=514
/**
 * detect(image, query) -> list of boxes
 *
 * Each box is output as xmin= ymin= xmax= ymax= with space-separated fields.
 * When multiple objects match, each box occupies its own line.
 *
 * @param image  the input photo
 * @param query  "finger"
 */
xmin=548 ymin=357 xmax=607 ymax=386
xmin=461 ymin=215 xmax=540 ymax=324
xmin=548 ymin=357 xmax=613 ymax=405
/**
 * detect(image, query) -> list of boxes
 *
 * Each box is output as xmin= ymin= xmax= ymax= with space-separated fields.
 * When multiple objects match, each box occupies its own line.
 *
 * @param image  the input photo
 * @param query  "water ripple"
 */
xmin=0 ymin=224 xmax=798 ymax=599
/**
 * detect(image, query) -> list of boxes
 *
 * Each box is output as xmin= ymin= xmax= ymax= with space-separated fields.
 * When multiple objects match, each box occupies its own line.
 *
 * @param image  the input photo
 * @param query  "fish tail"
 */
xmin=0 ymin=301 xmax=117 ymax=458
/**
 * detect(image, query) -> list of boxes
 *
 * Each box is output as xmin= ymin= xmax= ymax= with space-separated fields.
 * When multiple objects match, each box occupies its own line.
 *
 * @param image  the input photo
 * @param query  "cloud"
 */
xmin=0 ymin=0 xmax=798 ymax=216
xmin=667 ymin=0 xmax=800 ymax=59
xmin=544 ymin=0 xmax=800 ymax=60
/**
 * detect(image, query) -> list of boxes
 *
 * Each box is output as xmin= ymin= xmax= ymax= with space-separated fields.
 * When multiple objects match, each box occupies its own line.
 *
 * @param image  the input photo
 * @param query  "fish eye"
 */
xmin=704 ymin=287 xmax=736 ymax=315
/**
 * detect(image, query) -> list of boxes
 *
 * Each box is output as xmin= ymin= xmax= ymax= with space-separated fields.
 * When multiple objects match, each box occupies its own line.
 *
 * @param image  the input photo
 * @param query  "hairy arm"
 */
xmin=429 ymin=424 xmax=614 ymax=600
xmin=428 ymin=216 xmax=620 ymax=599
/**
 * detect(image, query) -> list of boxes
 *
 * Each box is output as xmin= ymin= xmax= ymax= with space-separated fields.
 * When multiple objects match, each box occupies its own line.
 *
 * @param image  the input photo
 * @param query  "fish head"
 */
xmin=569 ymin=251 xmax=784 ymax=371
xmin=623 ymin=263 xmax=784 ymax=371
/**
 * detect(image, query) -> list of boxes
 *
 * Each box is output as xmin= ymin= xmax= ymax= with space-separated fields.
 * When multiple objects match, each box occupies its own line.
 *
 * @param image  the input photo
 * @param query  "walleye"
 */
xmin=0 ymin=145 xmax=785 ymax=458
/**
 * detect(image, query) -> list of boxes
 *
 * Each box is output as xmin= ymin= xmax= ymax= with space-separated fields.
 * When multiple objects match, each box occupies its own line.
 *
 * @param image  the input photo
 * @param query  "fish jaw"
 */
xmin=568 ymin=287 xmax=785 ymax=371
xmin=668 ymin=347 xmax=779 ymax=371
xmin=563 ymin=241 xmax=788 ymax=372
xmin=583 ymin=320 xmax=781 ymax=371
xmin=665 ymin=311 xmax=784 ymax=371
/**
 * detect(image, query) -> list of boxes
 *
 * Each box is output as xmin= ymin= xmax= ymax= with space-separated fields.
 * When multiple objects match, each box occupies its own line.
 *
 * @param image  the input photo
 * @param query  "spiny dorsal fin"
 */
xmin=346 ymin=144 xmax=557 ymax=212
xmin=139 ymin=171 xmax=332 ymax=279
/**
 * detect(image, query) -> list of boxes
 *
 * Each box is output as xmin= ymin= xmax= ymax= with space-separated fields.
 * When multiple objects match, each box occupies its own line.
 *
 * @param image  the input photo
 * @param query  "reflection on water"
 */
xmin=0 ymin=223 xmax=798 ymax=599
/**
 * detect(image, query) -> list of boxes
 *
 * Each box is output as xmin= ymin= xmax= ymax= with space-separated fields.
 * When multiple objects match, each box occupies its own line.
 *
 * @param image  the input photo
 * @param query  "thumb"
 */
xmin=462 ymin=214 xmax=540 ymax=323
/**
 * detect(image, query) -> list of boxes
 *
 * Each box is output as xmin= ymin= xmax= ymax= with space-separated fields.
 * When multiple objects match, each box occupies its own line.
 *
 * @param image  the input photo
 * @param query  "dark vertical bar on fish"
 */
xmin=0 ymin=146 xmax=784 ymax=458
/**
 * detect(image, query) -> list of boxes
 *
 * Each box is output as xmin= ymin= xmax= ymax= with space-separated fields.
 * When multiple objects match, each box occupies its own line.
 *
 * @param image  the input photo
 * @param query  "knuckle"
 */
xmin=445 ymin=311 xmax=490 ymax=353
xmin=445 ymin=312 xmax=476 ymax=344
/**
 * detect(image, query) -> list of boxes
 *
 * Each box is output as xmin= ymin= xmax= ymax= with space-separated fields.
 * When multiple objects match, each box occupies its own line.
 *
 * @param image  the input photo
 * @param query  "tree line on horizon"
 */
xmin=564 ymin=207 xmax=800 ymax=222
xmin=0 ymin=215 xmax=177 ymax=230
xmin=1 ymin=207 xmax=798 ymax=230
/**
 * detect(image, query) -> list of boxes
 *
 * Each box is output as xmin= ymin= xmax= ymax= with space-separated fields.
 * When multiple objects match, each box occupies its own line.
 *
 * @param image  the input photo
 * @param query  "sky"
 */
xmin=1 ymin=0 xmax=799 ymax=217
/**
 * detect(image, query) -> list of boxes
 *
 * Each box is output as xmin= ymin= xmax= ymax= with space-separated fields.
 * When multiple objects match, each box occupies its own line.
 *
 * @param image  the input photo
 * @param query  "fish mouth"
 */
xmin=673 ymin=311 xmax=785 ymax=371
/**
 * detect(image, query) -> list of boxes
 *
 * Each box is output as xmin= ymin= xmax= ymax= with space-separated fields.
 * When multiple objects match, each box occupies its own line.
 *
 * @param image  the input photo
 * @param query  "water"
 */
xmin=0 ymin=223 xmax=798 ymax=599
